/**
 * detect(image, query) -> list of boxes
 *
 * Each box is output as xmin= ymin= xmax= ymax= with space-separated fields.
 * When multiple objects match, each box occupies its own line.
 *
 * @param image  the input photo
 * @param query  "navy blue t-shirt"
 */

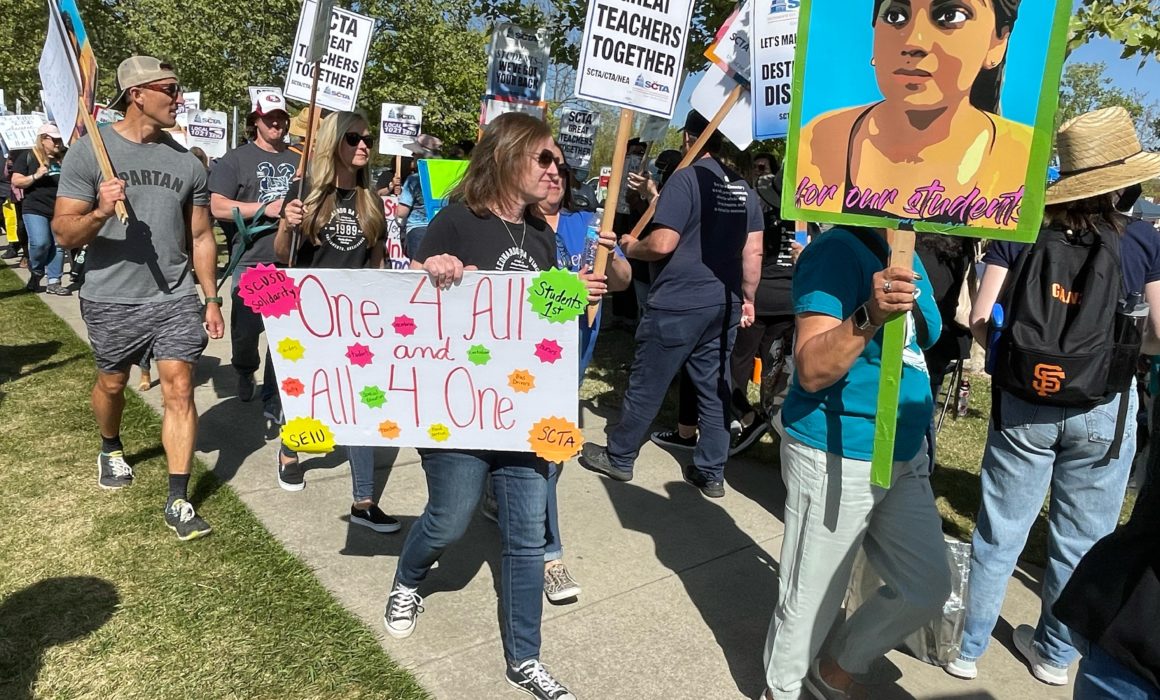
xmin=647 ymin=157 xmax=764 ymax=310
xmin=983 ymin=219 xmax=1160 ymax=297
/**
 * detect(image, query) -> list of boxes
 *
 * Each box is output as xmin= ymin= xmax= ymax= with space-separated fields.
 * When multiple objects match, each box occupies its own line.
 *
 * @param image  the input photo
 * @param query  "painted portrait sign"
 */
xmin=782 ymin=0 xmax=1070 ymax=242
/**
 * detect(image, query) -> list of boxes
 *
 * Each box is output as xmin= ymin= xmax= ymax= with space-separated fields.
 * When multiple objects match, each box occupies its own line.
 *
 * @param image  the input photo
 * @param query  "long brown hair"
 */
xmin=1044 ymin=193 xmax=1126 ymax=235
xmin=302 ymin=111 xmax=385 ymax=247
xmin=449 ymin=112 xmax=551 ymax=216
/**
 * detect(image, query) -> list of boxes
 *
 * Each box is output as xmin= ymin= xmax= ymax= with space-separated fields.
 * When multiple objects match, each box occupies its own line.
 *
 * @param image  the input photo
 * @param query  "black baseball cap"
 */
xmin=680 ymin=111 xmax=712 ymax=137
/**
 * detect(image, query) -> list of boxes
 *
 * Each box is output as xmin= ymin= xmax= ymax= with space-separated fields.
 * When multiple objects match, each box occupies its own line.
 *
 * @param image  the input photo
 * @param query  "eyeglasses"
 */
xmin=529 ymin=149 xmax=565 ymax=170
xmin=344 ymin=132 xmax=375 ymax=148
xmin=138 ymin=82 xmax=184 ymax=100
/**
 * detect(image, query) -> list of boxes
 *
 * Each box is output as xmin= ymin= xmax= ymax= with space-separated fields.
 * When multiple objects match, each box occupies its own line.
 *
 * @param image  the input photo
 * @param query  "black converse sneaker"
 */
xmin=165 ymin=499 xmax=213 ymax=541
xmin=97 ymin=451 xmax=134 ymax=489
xmin=383 ymin=582 xmax=424 ymax=639
xmin=506 ymin=659 xmax=576 ymax=700
xmin=350 ymin=504 xmax=401 ymax=533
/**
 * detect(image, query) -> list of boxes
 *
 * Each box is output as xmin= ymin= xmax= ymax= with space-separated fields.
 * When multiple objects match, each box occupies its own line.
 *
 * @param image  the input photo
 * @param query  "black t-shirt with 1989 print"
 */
xmin=297 ymin=187 xmax=383 ymax=270
xmin=414 ymin=202 xmax=554 ymax=271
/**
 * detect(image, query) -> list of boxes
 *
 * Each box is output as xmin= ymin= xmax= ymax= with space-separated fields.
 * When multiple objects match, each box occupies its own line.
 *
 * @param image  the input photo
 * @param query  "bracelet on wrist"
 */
xmin=204 ymin=296 xmax=224 ymax=306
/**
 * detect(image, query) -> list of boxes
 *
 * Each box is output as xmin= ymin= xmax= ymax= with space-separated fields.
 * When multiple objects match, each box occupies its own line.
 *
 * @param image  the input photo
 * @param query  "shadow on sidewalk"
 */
xmin=599 ymin=476 xmax=780 ymax=697
xmin=0 ymin=576 xmax=119 ymax=700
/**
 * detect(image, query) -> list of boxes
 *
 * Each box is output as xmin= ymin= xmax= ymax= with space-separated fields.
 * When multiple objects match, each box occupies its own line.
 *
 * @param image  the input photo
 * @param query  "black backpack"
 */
xmin=991 ymin=225 xmax=1125 ymax=407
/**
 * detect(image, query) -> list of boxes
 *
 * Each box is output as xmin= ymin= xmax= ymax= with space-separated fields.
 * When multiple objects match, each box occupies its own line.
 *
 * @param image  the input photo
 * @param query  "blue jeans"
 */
xmin=404 ymin=226 xmax=427 ymax=260
xmin=24 ymin=213 xmax=64 ymax=282
xmin=281 ymin=445 xmax=375 ymax=502
xmin=960 ymin=389 xmax=1137 ymax=668
xmin=545 ymin=462 xmax=562 ymax=561
xmin=1075 ymin=640 xmax=1160 ymax=699
xmin=607 ymin=304 xmax=740 ymax=482
xmin=396 ymin=449 xmax=549 ymax=665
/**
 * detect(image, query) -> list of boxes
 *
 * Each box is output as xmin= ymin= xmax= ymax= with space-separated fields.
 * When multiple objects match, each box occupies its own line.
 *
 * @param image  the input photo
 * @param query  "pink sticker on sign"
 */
xmin=346 ymin=342 xmax=374 ymax=367
xmin=238 ymin=264 xmax=299 ymax=317
xmin=392 ymin=314 xmax=417 ymax=336
xmin=534 ymin=339 xmax=563 ymax=364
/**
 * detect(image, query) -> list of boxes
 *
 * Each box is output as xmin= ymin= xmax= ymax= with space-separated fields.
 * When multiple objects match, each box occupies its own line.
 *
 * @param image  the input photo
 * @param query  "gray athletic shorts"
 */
xmin=80 ymin=295 xmax=208 ymax=373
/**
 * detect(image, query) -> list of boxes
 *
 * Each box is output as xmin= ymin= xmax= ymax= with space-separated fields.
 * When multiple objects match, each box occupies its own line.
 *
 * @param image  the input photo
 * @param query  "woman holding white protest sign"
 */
xmin=275 ymin=110 xmax=401 ymax=535
xmin=386 ymin=112 xmax=576 ymax=700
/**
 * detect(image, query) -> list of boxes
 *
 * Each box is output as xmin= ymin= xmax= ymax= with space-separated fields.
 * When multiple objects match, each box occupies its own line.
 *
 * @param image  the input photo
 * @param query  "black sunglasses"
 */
xmin=529 ymin=149 xmax=567 ymax=171
xmin=344 ymin=132 xmax=375 ymax=148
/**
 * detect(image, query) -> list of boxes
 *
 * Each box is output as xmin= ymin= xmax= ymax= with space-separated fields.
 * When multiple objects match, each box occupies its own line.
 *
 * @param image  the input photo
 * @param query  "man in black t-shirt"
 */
xmin=579 ymin=112 xmax=764 ymax=497
xmin=209 ymin=91 xmax=296 ymax=420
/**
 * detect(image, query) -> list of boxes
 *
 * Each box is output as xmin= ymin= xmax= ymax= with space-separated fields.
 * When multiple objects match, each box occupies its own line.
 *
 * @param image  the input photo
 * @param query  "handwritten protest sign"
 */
xmin=186 ymin=109 xmax=228 ymax=158
xmin=574 ymin=0 xmax=695 ymax=118
xmin=417 ymin=159 xmax=469 ymax=221
xmin=284 ymin=0 xmax=373 ymax=113
xmin=751 ymin=1 xmax=798 ymax=140
xmin=486 ymin=23 xmax=551 ymax=104
xmin=480 ymin=95 xmax=546 ymax=127
xmin=0 ymin=114 xmax=46 ymax=150
xmin=378 ymin=103 xmax=422 ymax=156
xmin=260 ymin=269 xmax=582 ymax=460
xmin=782 ymin=0 xmax=1070 ymax=241
xmin=558 ymin=109 xmax=600 ymax=170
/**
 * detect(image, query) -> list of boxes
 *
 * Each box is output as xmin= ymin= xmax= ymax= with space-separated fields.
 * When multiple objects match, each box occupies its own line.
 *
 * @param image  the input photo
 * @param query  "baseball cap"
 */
xmin=110 ymin=56 xmax=179 ymax=110
xmin=252 ymin=91 xmax=289 ymax=117
xmin=405 ymin=134 xmax=443 ymax=158
xmin=37 ymin=123 xmax=63 ymax=140
xmin=680 ymin=111 xmax=711 ymax=137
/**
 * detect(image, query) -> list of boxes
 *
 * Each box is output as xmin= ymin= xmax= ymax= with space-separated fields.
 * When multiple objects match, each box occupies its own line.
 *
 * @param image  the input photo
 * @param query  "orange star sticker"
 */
xmin=508 ymin=369 xmax=536 ymax=393
xmin=378 ymin=420 xmax=401 ymax=439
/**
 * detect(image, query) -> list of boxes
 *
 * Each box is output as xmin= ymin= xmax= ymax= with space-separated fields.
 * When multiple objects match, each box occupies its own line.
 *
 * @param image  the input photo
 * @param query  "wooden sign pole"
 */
xmin=586 ymin=107 xmax=635 ymax=324
xmin=869 ymin=227 xmax=916 ymax=488
xmin=46 ymin=9 xmax=128 ymax=224
xmin=394 ymin=154 xmax=402 ymax=187
xmin=622 ymin=84 xmax=744 ymax=242
xmin=289 ymin=63 xmax=323 ymax=268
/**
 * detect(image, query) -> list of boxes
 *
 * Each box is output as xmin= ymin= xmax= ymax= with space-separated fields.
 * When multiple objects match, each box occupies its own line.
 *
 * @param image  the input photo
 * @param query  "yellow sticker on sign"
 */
xmin=280 ymin=416 xmax=336 ymax=454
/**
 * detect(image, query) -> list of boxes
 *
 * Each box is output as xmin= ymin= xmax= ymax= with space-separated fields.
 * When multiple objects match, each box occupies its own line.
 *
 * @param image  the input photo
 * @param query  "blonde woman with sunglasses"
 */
xmin=275 ymin=111 xmax=400 ymax=535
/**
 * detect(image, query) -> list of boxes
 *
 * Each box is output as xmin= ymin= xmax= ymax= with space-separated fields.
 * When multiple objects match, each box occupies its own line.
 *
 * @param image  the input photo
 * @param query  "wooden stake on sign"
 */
xmin=394 ymin=154 xmax=402 ymax=190
xmin=586 ymin=108 xmax=635 ymax=325
xmin=78 ymin=108 xmax=127 ymax=223
xmin=623 ymin=84 xmax=745 ymax=242
xmin=869 ymin=227 xmax=916 ymax=488
xmin=289 ymin=63 xmax=323 ymax=268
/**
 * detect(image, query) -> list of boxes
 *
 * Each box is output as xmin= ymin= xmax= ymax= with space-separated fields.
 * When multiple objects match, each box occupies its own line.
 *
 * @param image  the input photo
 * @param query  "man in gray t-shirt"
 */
xmin=209 ymin=90 xmax=296 ymax=417
xmin=55 ymin=56 xmax=222 ymax=542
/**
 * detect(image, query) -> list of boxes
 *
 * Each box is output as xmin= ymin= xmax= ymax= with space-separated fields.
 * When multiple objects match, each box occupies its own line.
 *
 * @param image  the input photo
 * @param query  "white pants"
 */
xmin=763 ymin=431 xmax=951 ymax=699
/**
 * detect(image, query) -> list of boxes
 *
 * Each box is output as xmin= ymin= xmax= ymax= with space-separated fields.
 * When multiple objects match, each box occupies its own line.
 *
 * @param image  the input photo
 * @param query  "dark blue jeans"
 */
xmin=396 ymin=449 xmax=549 ymax=665
xmin=1076 ymin=640 xmax=1160 ymax=699
xmin=607 ymin=304 xmax=740 ymax=481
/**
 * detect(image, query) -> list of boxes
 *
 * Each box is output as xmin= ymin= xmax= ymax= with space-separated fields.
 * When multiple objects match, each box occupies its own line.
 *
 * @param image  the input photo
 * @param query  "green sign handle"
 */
xmin=871 ymin=314 xmax=906 ymax=488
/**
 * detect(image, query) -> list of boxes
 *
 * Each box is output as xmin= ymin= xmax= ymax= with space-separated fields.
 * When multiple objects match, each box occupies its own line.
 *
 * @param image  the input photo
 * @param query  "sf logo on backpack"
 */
xmin=1031 ymin=363 xmax=1066 ymax=398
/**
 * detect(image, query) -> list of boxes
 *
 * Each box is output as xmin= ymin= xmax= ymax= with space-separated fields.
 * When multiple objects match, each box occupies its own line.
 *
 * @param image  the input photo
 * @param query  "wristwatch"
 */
xmin=204 ymin=296 xmax=224 ymax=306
xmin=852 ymin=304 xmax=879 ymax=331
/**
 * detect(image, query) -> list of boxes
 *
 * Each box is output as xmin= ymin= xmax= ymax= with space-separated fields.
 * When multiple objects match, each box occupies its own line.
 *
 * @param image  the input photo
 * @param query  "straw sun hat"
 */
xmin=1045 ymin=106 xmax=1160 ymax=205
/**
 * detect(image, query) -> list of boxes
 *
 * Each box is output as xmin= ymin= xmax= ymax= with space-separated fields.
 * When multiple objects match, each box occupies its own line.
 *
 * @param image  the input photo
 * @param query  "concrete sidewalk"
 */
xmin=23 ymin=264 xmax=1069 ymax=700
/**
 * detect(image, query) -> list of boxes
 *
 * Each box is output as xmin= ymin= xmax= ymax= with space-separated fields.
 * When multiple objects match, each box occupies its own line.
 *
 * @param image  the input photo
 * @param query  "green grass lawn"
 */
xmin=0 ymin=265 xmax=427 ymax=700
xmin=581 ymin=322 xmax=1139 ymax=569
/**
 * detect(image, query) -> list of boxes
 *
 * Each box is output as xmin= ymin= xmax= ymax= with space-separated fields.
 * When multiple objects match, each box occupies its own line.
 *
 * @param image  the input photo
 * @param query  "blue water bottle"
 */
xmin=986 ymin=304 xmax=1004 ymax=375
xmin=583 ymin=208 xmax=604 ymax=270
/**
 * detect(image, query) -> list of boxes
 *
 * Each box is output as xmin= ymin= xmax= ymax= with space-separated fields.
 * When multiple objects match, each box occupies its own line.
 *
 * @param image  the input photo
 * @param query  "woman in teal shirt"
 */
xmin=762 ymin=226 xmax=952 ymax=700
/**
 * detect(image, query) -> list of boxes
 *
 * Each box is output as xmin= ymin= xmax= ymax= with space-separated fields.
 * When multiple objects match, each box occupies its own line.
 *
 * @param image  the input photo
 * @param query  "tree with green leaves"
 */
xmin=1057 ymin=62 xmax=1159 ymax=149
xmin=1069 ymin=0 xmax=1160 ymax=64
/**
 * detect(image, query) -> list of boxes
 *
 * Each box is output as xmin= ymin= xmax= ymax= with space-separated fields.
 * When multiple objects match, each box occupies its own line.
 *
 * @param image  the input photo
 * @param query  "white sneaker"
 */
xmin=383 ymin=583 xmax=424 ymax=639
xmin=1013 ymin=624 xmax=1069 ymax=685
xmin=944 ymin=656 xmax=978 ymax=680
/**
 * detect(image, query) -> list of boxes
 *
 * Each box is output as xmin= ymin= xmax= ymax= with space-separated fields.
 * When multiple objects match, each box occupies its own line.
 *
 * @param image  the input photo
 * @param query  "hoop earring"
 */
xmin=870 ymin=57 xmax=876 ymax=67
